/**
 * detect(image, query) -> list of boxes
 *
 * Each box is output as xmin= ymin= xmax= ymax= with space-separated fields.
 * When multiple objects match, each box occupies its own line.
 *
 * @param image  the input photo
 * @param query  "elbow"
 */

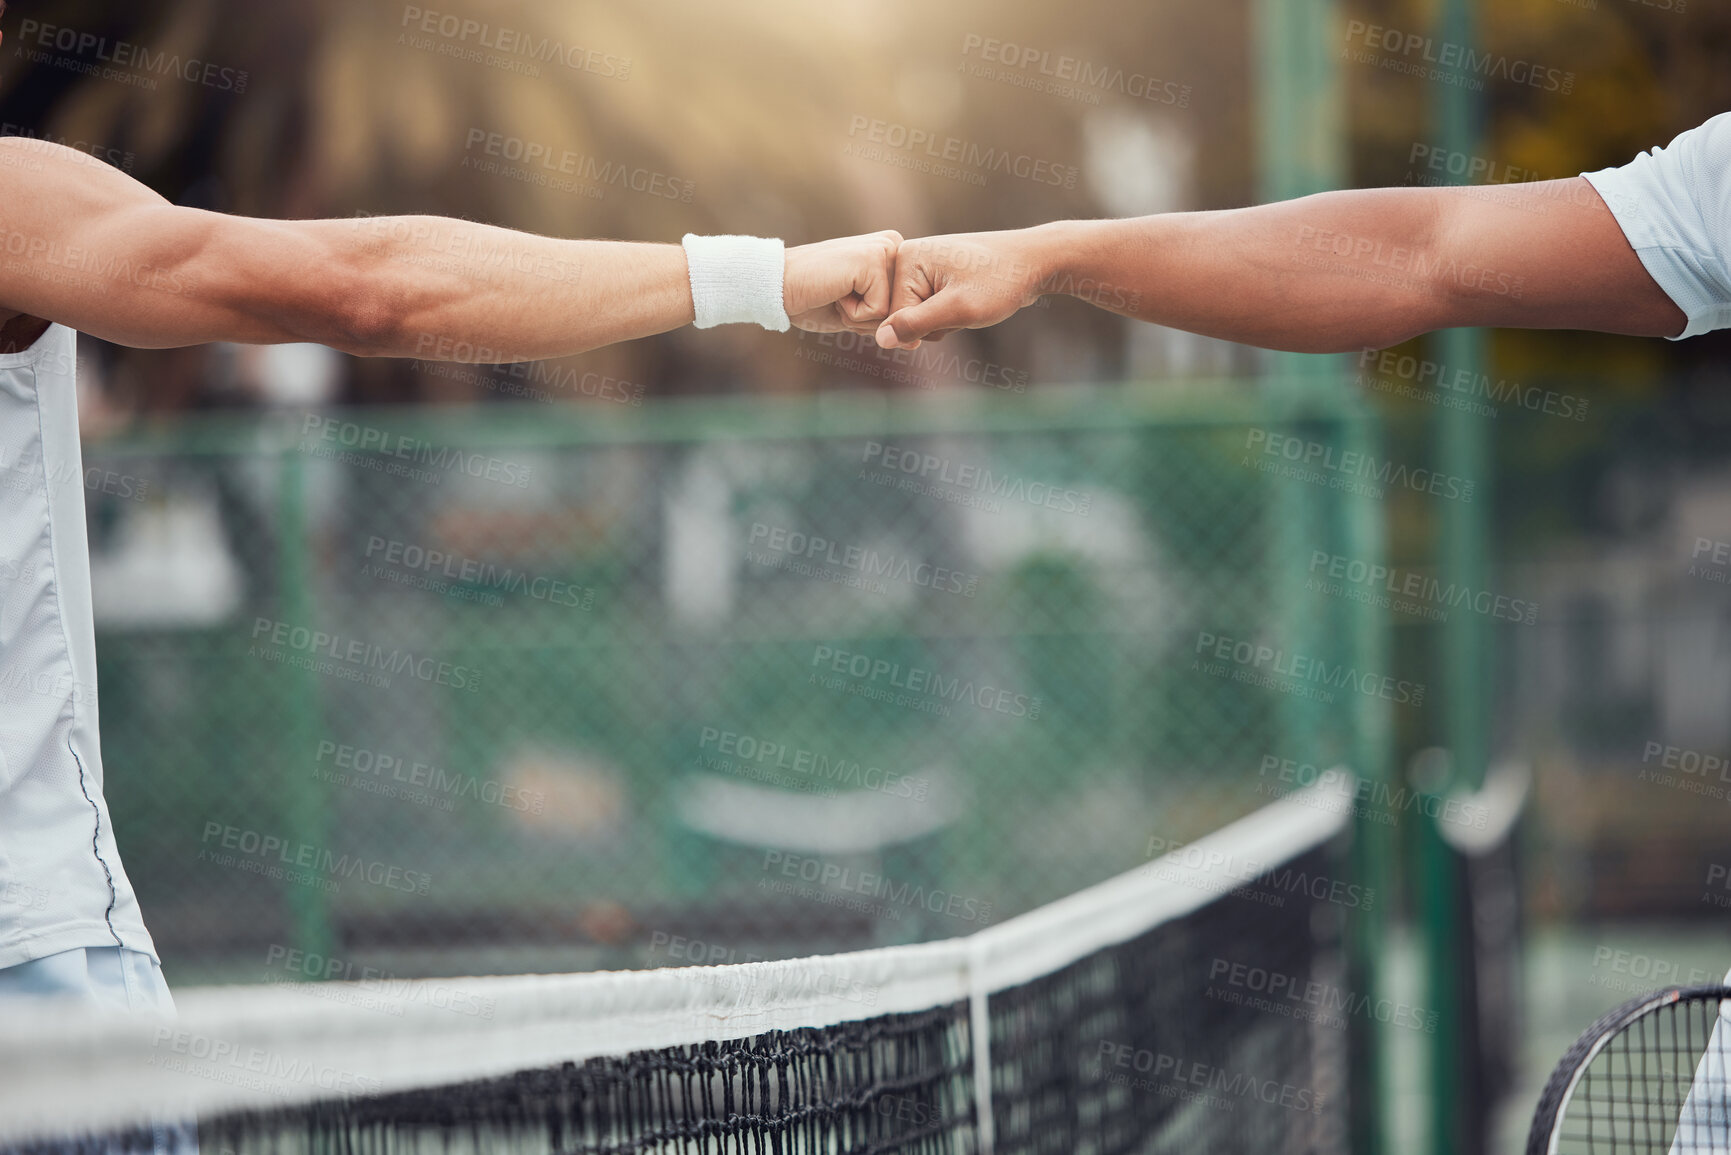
xmin=210 ymin=214 xmax=411 ymax=356
xmin=278 ymin=238 xmax=405 ymax=357
xmin=323 ymin=273 xmax=404 ymax=358
xmin=1322 ymin=290 xmax=1456 ymax=354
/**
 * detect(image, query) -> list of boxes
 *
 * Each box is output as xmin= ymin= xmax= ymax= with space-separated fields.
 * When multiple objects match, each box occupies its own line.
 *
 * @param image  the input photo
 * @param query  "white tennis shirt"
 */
xmin=0 ymin=323 xmax=156 ymax=969
xmin=1584 ymin=111 xmax=1731 ymax=339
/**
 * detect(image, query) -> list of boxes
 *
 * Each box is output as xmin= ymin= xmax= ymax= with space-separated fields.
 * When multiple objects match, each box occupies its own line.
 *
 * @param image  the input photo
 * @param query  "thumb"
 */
xmin=876 ymin=290 xmax=972 ymax=349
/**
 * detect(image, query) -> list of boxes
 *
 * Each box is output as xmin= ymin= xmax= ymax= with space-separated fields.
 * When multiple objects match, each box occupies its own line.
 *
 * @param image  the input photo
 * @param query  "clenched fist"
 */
xmin=782 ymin=230 xmax=904 ymax=334
xmin=874 ymin=231 xmax=1050 ymax=349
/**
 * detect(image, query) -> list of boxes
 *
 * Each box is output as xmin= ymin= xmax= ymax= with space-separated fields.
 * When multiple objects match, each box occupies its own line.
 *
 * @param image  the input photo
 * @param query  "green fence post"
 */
xmin=1343 ymin=406 xmax=1394 ymax=1155
xmin=1255 ymin=2 xmax=1387 ymax=1152
xmin=1426 ymin=0 xmax=1490 ymax=1149
xmin=1254 ymin=0 xmax=1349 ymax=759
xmin=1417 ymin=760 xmax=1465 ymax=1155
xmin=1255 ymin=0 xmax=1346 ymax=784
xmin=277 ymin=443 xmax=333 ymax=962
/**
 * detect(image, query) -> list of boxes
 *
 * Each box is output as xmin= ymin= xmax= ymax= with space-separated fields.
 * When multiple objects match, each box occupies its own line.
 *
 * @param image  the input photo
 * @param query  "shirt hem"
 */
xmin=0 ymin=920 xmax=160 ymax=971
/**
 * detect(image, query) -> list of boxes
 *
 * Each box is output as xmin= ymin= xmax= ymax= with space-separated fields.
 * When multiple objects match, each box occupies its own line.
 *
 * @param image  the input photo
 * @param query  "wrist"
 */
xmin=1021 ymin=221 xmax=1087 ymax=300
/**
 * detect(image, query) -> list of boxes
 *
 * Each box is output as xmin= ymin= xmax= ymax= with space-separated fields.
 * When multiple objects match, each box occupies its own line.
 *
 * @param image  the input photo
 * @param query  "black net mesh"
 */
xmin=206 ymin=1004 xmax=975 ymax=1155
xmin=4 ymin=838 xmax=1351 ymax=1155
xmin=986 ymin=845 xmax=1346 ymax=1155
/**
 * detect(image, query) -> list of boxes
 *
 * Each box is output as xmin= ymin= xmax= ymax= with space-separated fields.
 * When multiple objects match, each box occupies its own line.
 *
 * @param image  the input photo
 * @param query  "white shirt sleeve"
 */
xmin=1582 ymin=112 xmax=1731 ymax=340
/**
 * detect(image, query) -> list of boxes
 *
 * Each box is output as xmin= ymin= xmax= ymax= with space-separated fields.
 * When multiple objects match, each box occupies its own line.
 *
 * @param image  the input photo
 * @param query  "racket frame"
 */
xmin=1527 ymin=984 xmax=1731 ymax=1155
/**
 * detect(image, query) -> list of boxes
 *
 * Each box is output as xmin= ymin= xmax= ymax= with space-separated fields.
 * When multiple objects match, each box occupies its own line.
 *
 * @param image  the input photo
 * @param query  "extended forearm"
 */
xmin=313 ymin=216 xmax=693 ymax=359
xmin=1026 ymin=191 xmax=1464 ymax=353
xmin=1023 ymin=180 xmax=1682 ymax=351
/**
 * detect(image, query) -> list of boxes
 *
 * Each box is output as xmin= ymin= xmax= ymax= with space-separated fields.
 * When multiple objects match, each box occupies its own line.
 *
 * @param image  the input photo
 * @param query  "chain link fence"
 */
xmin=88 ymin=385 xmax=1387 ymax=984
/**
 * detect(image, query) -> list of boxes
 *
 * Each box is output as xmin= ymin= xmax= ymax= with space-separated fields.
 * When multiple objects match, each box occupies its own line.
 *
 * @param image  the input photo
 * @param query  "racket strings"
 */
xmin=1557 ymin=997 xmax=1730 ymax=1154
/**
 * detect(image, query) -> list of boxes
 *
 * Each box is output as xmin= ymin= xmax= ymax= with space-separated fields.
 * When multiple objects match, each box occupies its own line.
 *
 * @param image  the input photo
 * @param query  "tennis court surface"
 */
xmin=1 ymin=777 xmax=1358 ymax=1153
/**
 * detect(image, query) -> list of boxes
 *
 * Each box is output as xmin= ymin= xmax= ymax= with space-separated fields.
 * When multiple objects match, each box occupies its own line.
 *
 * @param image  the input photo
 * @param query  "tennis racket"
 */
xmin=1528 ymin=985 xmax=1731 ymax=1154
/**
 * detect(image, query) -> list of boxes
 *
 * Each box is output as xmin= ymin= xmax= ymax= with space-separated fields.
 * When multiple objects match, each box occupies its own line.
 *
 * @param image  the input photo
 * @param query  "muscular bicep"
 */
xmin=0 ymin=137 xmax=355 ymax=349
xmin=0 ymin=137 xmax=180 ymax=337
xmin=1430 ymin=177 xmax=1686 ymax=338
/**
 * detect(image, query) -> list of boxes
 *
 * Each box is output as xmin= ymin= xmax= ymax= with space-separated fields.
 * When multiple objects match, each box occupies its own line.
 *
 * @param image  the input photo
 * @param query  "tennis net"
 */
xmin=0 ymin=773 xmax=1363 ymax=1154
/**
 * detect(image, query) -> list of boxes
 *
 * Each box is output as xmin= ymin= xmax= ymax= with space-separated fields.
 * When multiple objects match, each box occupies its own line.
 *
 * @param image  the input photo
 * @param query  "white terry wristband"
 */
xmin=681 ymin=234 xmax=790 ymax=332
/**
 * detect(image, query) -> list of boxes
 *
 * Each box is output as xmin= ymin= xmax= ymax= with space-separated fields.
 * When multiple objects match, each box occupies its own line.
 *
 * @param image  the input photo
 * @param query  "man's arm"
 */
xmin=0 ymin=138 xmax=900 ymax=358
xmin=875 ymin=179 xmax=1686 ymax=353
